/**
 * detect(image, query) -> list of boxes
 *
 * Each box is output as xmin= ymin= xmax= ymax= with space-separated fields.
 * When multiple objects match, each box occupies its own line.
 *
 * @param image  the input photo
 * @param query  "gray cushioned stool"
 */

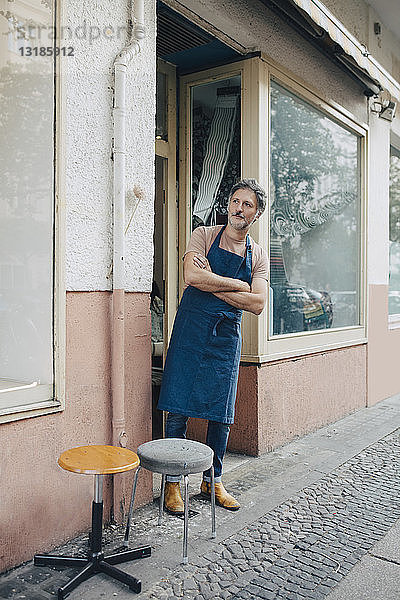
xmin=124 ymin=438 xmax=216 ymax=564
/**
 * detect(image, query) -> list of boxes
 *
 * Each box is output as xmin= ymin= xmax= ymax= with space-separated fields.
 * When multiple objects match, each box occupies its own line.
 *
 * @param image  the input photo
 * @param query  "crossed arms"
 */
xmin=183 ymin=251 xmax=267 ymax=316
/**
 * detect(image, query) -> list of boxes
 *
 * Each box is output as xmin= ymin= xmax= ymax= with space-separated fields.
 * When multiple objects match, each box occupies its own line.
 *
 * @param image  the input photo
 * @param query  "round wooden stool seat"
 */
xmin=58 ymin=445 xmax=139 ymax=475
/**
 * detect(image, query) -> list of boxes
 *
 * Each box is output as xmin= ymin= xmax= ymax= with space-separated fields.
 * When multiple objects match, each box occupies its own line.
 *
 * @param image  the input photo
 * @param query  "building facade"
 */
xmin=1 ymin=0 xmax=400 ymax=572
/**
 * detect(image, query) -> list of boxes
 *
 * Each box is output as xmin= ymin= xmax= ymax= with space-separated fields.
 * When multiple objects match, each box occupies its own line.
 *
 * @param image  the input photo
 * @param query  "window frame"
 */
xmin=178 ymin=57 xmax=263 ymax=308
xmin=242 ymin=58 xmax=368 ymax=362
xmin=177 ymin=55 xmax=368 ymax=364
xmin=0 ymin=2 xmax=65 ymax=424
xmin=156 ymin=58 xmax=178 ymax=349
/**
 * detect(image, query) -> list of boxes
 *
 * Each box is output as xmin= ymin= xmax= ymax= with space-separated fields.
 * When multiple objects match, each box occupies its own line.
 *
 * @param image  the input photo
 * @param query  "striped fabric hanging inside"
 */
xmin=193 ymin=89 xmax=239 ymax=225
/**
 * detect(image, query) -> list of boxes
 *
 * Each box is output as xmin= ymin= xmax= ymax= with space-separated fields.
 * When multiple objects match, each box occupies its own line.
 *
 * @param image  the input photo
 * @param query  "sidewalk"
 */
xmin=2 ymin=395 xmax=400 ymax=600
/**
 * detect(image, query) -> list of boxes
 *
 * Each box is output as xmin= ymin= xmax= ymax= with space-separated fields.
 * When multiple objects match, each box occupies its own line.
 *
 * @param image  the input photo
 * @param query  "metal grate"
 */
xmin=157 ymin=7 xmax=213 ymax=58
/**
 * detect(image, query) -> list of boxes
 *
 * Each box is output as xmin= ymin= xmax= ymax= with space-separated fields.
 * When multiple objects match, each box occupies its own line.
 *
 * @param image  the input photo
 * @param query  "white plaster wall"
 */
xmin=176 ymin=0 xmax=368 ymax=123
xmin=322 ymin=0 xmax=400 ymax=82
xmin=366 ymin=5 xmax=400 ymax=79
xmin=65 ymin=0 xmax=156 ymax=292
xmin=321 ymin=0 xmax=369 ymax=46
xmin=368 ymin=113 xmax=391 ymax=285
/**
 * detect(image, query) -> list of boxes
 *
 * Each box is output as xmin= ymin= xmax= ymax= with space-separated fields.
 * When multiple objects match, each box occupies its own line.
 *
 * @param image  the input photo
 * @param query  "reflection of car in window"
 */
xmin=270 ymin=238 xmax=333 ymax=335
xmin=271 ymin=283 xmax=333 ymax=335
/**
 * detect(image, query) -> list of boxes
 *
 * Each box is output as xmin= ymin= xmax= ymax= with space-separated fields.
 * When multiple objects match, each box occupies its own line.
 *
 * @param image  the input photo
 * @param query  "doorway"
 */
xmin=151 ymin=155 xmax=166 ymax=440
xmin=151 ymin=3 xmax=250 ymax=439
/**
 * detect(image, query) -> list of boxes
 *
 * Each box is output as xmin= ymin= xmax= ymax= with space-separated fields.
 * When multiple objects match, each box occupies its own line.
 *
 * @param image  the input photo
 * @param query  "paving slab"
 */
xmin=369 ymin=518 xmax=400 ymax=563
xmin=325 ymin=555 xmax=400 ymax=600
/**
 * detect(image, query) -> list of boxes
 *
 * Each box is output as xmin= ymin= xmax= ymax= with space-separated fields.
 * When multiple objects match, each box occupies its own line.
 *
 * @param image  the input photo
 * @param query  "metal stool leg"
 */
xmin=182 ymin=474 xmax=189 ymax=564
xmin=99 ymin=560 xmax=141 ymax=593
xmin=158 ymin=474 xmax=166 ymax=525
xmin=210 ymin=466 xmax=216 ymax=539
xmin=57 ymin=563 xmax=95 ymax=599
xmin=124 ymin=465 xmax=142 ymax=547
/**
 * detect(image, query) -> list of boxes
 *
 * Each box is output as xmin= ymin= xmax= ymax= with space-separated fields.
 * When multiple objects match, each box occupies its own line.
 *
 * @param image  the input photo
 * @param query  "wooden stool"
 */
xmin=34 ymin=445 xmax=151 ymax=599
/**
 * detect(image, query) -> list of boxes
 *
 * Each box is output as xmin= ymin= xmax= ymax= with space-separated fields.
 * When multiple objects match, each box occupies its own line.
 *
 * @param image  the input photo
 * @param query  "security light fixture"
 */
xmin=380 ymin=101 xmax=397 ymax=121
xmin=370 ymin=96 xmax=397 ymax=121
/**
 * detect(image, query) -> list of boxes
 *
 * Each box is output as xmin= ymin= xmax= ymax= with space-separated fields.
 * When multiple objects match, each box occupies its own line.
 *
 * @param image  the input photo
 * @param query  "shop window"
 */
xmin=389 ymin=145 xmax=400 ymax=317
xmin=0 ymin=1 xmax=60 ymax=420
xmin=269 ymin=81 xmax=361 ymax=337
xmin=179 ymin=59 xmax=367 ymax=362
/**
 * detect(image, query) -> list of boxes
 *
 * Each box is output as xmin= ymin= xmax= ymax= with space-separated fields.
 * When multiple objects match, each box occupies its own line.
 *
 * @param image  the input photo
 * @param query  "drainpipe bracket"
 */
xmin=134 ymin=24 xmax=145 ymax=39
xmin=119 ymin=431 xmax=128 ymax=448
xmin=115 ymin=42 xmax=141 ymax=66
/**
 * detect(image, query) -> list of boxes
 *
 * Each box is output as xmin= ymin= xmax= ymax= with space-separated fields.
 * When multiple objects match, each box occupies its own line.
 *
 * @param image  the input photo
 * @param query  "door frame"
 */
xmin=155 ymin=59 xmax=178 ymax=349
xmin=178 ymin=57 xmax=269 ymax=359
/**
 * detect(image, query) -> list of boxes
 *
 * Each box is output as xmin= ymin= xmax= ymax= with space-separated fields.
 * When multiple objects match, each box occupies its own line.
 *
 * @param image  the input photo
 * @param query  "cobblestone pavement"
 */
xmin=2 ymin=399 xmax=400 ymax=600
xmin=231 ymin=433 xmax=400 ymax=600
xmin=135 ymin=431 xmax=400 ymax=600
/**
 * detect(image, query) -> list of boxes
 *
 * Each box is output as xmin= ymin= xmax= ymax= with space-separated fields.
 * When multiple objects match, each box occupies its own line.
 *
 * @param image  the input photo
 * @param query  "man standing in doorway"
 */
xmin=158 ymin=179 xmax=269 ymax=513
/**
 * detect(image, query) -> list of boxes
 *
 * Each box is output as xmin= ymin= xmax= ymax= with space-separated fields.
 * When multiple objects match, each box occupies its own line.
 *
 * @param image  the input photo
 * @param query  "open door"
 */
xmin=151 ymin=59 xmax=177 ymax=439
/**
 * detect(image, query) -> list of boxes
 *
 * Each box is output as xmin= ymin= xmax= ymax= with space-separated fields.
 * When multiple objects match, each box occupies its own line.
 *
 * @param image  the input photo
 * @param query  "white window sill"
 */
xmin=242 ymin=323 xmax=367 ymax=363
xmin=0 ymin=382 xmax=62 ymax=423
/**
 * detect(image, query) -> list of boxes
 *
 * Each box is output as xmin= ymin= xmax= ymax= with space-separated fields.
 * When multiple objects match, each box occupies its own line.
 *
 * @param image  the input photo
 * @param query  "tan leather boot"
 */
xmin=164 ymin=481 xmax=184 ymax=515
xmin=200 ymin=480 xmax=240 ymax=511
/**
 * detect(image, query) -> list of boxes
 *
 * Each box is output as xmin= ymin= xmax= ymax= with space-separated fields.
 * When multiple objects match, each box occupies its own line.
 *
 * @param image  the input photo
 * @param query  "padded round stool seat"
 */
xmin=124 ymin=438 xmax=216 ymax=564
xmin=137 ymin=438 xmax=213 ymax=476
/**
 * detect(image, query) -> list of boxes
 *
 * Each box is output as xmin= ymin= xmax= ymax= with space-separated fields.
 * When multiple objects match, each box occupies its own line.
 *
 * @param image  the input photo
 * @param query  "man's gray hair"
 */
xmin=229 ymin=179 xmax=267 ymax=214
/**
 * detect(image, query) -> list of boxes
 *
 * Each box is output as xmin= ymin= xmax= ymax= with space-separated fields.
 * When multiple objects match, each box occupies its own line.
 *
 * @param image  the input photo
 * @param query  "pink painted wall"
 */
xmin=187 ymin=364 xmax=260 ymax=455
xmin=228 ymin=365 xmax=259 ymax=455
xmin=256 ymin=346 xmax=367 ymax=453
xmin=0 ymin=291 xmax=152 ymax=573
xmin=368 ymin=284 xmax=400 ymax=405
xmin=188 ymin=347 xmax=366 ymax=457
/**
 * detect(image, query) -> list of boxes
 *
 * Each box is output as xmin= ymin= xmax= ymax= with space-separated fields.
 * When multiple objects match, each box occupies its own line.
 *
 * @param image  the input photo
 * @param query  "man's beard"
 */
xmin=228 ymin=213 xmax=250 ymax=230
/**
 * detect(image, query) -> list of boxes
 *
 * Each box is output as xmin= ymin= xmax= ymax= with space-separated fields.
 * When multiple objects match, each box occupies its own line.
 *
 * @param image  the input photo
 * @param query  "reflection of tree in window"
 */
xmin=270 ymin=82 xmax=360 ymax=334
xmin=0 ymin=62 xmax=53 ymax=219
xmin=389 ymin=147 xmax=400 ymax=315
xmin=390 ymin=147 xmax=400 ymax=243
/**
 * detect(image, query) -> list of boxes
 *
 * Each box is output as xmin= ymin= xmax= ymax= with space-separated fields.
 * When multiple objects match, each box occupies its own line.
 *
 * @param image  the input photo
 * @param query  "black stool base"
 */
xmin=34 ymin=546 xmax=151 ymax=599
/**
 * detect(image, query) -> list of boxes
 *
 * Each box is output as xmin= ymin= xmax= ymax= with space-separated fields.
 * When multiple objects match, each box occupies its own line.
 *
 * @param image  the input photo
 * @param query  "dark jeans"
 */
xmin=165 ymin=412 xmax=230 ymax=481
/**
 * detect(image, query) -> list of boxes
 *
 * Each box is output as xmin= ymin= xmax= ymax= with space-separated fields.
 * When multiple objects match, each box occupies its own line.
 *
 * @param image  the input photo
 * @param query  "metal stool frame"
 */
xmin=34 ymin=474 xmax=151 ymax=599
xmin=124 ymin=465 xmax=216 ymax=564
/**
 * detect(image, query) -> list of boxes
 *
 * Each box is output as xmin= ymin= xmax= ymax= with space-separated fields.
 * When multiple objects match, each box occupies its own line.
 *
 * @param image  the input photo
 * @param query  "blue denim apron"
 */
xmin=158 ymin=225 xmax=252 ymax=424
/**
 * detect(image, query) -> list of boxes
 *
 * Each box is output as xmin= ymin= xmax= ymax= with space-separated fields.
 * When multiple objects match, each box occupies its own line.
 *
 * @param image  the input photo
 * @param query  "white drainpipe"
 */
xmin=112 ymin=0 xmax=145 ymax=518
